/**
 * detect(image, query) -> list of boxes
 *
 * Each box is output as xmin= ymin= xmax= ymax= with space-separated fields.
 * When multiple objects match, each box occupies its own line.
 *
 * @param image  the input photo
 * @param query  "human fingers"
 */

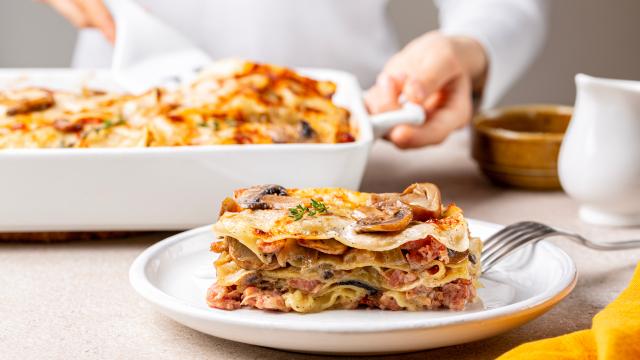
xmin=364 ymin=73 xmax=403 ymax=114
xmin=383 ymin=37 xmax=462 ymax=105
xmin=74 ymin=0 xmax=115 ymax=42
xmin=388 ymin=75 xmax=471 ymax=149
xmin=45 ymin=0 xmax=90 ymax=28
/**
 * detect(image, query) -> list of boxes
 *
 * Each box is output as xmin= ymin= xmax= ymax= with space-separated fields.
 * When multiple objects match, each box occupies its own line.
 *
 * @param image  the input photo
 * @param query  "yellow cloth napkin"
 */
xmin=498 ymin=263 xmax=640 ymax=360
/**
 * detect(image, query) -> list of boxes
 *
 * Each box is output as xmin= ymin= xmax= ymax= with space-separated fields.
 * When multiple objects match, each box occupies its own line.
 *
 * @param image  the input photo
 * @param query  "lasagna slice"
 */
xmin=207 ymin=183 xmax=481 ymax=313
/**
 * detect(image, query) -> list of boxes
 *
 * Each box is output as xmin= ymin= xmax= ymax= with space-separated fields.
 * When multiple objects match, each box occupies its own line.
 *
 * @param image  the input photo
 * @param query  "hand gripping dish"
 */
xmin=207 ymin=183 xmax=482 ymax=312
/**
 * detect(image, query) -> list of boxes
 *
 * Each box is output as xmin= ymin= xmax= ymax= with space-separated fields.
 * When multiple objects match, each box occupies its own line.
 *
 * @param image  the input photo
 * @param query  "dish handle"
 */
xmin=369 ymin=101 xmax=425 ymax=139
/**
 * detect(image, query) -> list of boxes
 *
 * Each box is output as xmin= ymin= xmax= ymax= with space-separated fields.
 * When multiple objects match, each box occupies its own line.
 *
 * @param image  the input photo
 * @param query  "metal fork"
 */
xmin=481 ymin=221 xmax=640 ymax=272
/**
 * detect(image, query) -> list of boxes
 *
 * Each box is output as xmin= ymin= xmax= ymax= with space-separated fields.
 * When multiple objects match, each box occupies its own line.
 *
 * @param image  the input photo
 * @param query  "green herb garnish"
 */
xmin=289 ymin=205 xmax=307 ymax=221
xmin=288 ymin=200 xmax=328 ymax=221
xmin=80 ymin=116 xmax=125 ymax=139
xmin=309 ymin=199 xmax=327 ymax=214
xmin=102 ymin=118 xmax=125 ymax=130
xmin=198 ymin=119 xmax=220 ymax=130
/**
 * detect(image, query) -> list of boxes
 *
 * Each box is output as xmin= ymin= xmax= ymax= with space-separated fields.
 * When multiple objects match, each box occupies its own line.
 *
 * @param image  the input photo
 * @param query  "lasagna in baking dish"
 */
xmin=0 ymin=60 xmax=354 ymax=148
xmin=207 ymin=183 xmax=482 ymax=312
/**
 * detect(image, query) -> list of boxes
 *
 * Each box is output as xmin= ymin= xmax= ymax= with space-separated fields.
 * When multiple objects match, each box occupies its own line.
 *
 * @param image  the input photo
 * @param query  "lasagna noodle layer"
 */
xmin=281 ymin=284 xmax=476 ymax=313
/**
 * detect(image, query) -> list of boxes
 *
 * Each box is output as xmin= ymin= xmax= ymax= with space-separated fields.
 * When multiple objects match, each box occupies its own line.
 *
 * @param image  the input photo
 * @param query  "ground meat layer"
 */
xmin=206 ymin=279 xmax=475 ymax=312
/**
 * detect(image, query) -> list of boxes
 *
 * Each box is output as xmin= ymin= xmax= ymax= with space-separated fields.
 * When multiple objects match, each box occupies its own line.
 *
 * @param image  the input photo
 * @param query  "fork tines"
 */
xmin=481 ymin=222 xmax=555 ymax=272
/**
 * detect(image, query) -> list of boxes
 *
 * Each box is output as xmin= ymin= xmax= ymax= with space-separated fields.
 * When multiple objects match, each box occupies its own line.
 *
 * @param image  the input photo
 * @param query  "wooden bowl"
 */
xmin=472 ymin=105 xmax=572 ymax=190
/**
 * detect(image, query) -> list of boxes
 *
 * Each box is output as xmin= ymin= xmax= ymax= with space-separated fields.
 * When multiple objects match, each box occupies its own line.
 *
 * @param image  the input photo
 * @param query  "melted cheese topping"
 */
xmin=0 ymin=60 xmax=354 ymax=148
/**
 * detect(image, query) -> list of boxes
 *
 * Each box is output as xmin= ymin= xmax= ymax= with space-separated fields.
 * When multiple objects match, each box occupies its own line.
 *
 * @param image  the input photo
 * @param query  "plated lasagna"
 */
xmin=207 ymin=183 xmax=481 ymax=313
xmin=0 ymin=60 xmax=354 ymax=148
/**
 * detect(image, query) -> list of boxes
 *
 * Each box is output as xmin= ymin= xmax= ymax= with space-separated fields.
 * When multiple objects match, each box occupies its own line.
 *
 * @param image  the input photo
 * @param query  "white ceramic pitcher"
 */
xmin=559 ymin=74 xmax=640 ymax=226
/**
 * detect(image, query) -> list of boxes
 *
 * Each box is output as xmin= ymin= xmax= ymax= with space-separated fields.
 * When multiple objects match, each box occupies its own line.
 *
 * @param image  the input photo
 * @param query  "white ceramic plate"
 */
xmin=130 ymin=219 xmax=577 ymax=355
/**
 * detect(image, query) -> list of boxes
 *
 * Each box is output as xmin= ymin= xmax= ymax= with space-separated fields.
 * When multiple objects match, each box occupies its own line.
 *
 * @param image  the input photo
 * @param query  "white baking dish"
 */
xmin=0 ymin=68 xmax=423 ymax=231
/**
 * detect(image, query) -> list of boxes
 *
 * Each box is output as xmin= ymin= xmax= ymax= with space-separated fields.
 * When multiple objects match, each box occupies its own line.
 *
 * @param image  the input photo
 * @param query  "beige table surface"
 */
xmin=2 ymin=132 xmax=639 ymax=360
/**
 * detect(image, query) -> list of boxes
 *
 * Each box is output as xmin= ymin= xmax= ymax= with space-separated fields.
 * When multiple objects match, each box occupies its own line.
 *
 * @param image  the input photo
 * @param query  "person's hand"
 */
xmin=365 ymin=32 xmax=488 ymax=149
xmin=42 ymin=0 xmax=115 ymax=43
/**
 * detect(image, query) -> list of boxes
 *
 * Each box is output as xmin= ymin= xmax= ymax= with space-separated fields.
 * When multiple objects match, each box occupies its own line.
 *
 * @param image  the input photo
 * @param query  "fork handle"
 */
xmin=556 ymin=231 xmax=640 ymax=250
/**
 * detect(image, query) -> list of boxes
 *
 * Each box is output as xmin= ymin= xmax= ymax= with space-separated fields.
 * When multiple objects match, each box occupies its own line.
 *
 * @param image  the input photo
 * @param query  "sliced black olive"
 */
xmin=240 ymin=273 xmax=261 ymax=286
xmin=299 ymin=120 xmax=315 ymax=139
xmin=337 ymin=280 xmax=378 ymax=295
xmin=261 ymin=184 xmax=288 ymax=196
xmin=322 ymin=270 xmax=334 ymax=280
xmin=236 ymin=184 xmax=288 ymax=210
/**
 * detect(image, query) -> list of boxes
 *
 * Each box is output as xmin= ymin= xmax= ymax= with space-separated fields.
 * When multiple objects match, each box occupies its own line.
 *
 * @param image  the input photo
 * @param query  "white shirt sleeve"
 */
xmin=435 ymin=0 xmax=550 ymax=108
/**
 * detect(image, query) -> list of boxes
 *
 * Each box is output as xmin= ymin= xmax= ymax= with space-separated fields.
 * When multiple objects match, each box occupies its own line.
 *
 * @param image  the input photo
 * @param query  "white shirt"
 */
xmin=73 ymin=0 xmax=548 ymax=108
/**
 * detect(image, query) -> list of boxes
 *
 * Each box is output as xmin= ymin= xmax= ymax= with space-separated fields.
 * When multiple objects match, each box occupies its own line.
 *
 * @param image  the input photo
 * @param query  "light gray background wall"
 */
xmin=1 ymin=0 xmax=638 ymax=106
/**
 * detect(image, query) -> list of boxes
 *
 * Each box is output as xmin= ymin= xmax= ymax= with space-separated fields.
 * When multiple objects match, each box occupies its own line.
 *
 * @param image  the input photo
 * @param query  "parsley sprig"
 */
xmin=102 ymin=118 xmax=125 ymax=130
xmin=289 ymin=199 xmax=328 ymax=221
xmin=80 ymin=116 xmax=125 ymax=139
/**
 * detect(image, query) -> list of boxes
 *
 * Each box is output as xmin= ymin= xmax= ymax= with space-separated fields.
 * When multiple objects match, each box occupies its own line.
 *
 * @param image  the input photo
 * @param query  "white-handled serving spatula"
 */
xmin=105 ymin=0 xmax=211 ymax=94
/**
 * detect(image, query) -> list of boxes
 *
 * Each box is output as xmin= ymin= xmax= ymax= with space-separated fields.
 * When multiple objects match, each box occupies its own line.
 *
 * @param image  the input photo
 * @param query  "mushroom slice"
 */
xmin=400 ymin=183 xmax=442 ymax=221
xmin=259 ymin=195 xmax=306 ymax=210
xmin=227 ymin=237 xmax=280 ymax=270
xmin=0 ymin=88 xmax=55 ymax=116
xmin=275 ymin=239 xmax=319 ymax=268
xmin=353 ymin=200 xmax=413 ymax=233
xmin=235 ymin=184 xmax=289 ymax=210
xmin=369 ymin=193 xmax=398 ymax=203
xmin=298 ymin=238 xmax=348 ymax=255
xmin=447 ymin=248 xmax=470 ymax=264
